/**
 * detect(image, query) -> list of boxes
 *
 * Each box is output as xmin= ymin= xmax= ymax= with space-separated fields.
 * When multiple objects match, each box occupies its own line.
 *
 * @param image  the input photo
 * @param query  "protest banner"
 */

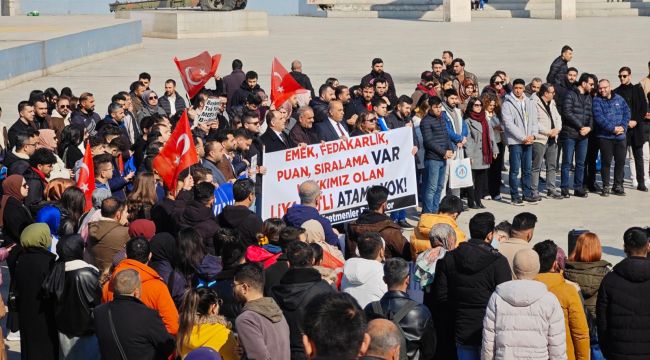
xmin=261 ymin=127 xmax=418 ymax=224
xmin=196 ymin=98 xmax=220 ymax=124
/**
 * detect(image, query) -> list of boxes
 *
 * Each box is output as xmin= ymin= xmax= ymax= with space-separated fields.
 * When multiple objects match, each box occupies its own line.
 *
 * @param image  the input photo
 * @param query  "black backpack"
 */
xmin=370 ymin=300 xmax=418 ymax=360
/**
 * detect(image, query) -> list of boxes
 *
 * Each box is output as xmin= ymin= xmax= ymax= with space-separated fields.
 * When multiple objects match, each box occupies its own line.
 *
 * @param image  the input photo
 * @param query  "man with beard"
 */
xmin=71 ymin=92 xmax=101 ymax=136
xmin=546 ymin=45 xmax=573 ymax=85
xmin=373 ymin=79 xmax=398 ymax=111
xmin=554 ymin=67 xmax=578 ymax=112
xmin=309 ymin=84 xmax=335 ymax=124
xmin=32 ymin=95 xmax=52 ymax=130
xmin=336 ymin=85 xmax=358 ymax=129
xmin=201 ymin=138 xmax=228 ymax=186
xmin=613 ymin=66 xmax=649 ymax=191
xmin=159 ymin=79 xmax=187 ymax=117
xmin=352 ymin=82 xmax=376 ymax=116
xmin=451 ymin=58 xmax=479 ymax=97
xmin=431 ymin=58 xmax=446 ymax=83
xmin=52 ymin=96 xmax=72 ymax=124
xmin=289 ymin=106 xmax=320 ymax=145
xmin=8 ymin=101 xmax=36 ymax=150
xmin=361 ymin=58 xmax=397 ymax=98
xmin=230 ymin=71 xmax=268 ymax=110
xmin=214 ymin=130 xmax=238 ymax=181
xmin=442 ymin=50 xmax=454 ymax=76
xmin=412 ymin=71 xmax=438 ymax=107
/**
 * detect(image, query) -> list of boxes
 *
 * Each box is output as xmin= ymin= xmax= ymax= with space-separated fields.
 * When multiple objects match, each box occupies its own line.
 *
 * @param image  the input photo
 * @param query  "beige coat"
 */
xmin=532 ymin=93 xmax=563 ymax=144
xmin=499 ymin=237 xmax=532 ymax=279
xmin=482 ymin=280 xmax=567 ymax=360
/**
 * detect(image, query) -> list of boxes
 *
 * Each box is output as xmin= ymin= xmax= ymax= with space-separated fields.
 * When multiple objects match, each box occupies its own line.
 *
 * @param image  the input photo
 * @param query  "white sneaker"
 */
xmin=633 ymin=179 xmax=639 ymax=188
xmin=6 ymin=330 xmax=20 ymax=341
xmin=483 ymin=195 xmax=491 ymax=200
xmin=645 ymin=179 xmax=650 ymax=187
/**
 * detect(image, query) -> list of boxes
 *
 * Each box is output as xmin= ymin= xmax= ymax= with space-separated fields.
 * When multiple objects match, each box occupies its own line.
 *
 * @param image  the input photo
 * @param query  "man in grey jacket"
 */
xmin=531 ymin=83 xmax=563 ymax=199
xmin=502 ymin=79 xmax=539 ymax=205
xmin=234 ymin=262 xmax=291 ymax=360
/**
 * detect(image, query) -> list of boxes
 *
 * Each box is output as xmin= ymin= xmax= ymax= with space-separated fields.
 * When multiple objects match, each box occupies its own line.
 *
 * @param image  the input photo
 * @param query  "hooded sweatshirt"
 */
xmin=235 ymin=297 xmax=291 ymax=360
xmin=341 ymin=257 xmax=387 ymax=308
xmin=102 ymin=259 xmax=179 ymax=335
xmin=482 ymin=280 xmax=567 ymax=360
xmin=217 ymin=205 xmax=263 ymax=246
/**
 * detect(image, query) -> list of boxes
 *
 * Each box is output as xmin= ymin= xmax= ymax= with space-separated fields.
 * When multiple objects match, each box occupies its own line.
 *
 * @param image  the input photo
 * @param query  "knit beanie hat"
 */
xmin=513 ymin=248 xmax=540 ymax=280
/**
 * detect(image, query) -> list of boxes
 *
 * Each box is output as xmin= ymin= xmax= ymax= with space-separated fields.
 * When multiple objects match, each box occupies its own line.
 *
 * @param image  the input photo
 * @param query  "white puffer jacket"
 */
xmin=481 ymin=280 xmax=567 ymax=360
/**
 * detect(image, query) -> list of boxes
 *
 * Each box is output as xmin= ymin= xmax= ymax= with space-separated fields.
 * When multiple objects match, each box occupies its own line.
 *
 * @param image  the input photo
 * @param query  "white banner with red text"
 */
xmin=261 ymin=127 xmax=418 ymax=224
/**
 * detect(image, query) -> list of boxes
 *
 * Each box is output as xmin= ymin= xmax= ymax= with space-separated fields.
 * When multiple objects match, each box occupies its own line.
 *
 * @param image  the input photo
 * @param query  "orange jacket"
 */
xmin=409 ymin=213 xmax=467 ymax=261
xmin=535 ymin=272 xmax=590 ymax=360
xmin=102 ymin=259 xmax=179 ymax=335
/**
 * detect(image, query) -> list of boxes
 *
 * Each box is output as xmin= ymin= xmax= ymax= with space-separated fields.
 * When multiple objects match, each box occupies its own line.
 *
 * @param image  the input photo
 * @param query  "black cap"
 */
xmin=421 ymin=71 xmax=434 ymax=82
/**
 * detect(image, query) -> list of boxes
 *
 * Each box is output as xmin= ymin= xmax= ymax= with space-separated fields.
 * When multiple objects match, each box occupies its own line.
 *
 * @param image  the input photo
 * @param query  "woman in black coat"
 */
xmin=14 ymin=223 xmax=58 ymax=360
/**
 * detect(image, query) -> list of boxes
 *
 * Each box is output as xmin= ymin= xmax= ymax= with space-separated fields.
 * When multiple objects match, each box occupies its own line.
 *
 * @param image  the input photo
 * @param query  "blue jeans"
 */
xmin=508 ymin=144 xmax=533 ymax=198
xmin=456 ymin=344 xmax=480 ymax=360
xmin=561 ymin=137 xmax=588 ymax=190
xmin=423 ymin=159 xmax=446 ymax=214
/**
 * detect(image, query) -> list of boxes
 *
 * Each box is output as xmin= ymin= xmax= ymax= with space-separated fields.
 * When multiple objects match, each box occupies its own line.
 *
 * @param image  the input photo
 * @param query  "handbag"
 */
xmin=449 ymin=149 xmax=473 ymax=189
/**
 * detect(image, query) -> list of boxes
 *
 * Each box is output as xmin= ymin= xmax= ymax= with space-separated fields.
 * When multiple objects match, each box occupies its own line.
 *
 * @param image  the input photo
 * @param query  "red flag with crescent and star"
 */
xmin=271 ymin=57 xmax=306 ymax=108
xmin=153 ymin=110 xmax=199 ymax=194
xmin=76 ymin=141 xmax=95 ymax=211
xmin=174 ymin=51 xmax=222 ymax=99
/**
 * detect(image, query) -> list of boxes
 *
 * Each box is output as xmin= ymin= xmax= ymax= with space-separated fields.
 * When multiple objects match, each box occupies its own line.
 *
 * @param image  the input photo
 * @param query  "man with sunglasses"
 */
xmin=52 ymin=96 xmax=72 ymax=125
xmin=613 ymin=66 xmax=650 ymax=191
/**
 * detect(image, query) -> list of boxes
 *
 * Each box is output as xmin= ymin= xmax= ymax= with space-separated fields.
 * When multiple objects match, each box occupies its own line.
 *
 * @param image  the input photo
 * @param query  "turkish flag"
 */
xmin=153 ymin=110 xmax=199 ymax=194
xmin=76 ymin=141 xmax=95 ymax=212
xmin=174 ymin=51 xmax=222 ymax=99
xmin=271 ymin=57 xmax=306 ymax=108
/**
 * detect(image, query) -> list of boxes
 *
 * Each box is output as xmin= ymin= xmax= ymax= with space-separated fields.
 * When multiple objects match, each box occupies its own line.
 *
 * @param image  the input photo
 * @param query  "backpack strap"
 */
xmin=391 ymin=300 xmax=419 ymax=325
xmin=371 ymin=301 xmax=384 ymax=317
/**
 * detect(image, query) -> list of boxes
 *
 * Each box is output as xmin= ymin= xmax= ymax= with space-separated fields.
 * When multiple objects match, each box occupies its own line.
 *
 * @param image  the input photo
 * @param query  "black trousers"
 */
xmin=488 ymin=141 xmax=505 ymax=197
xmin=599 ymin=138 xmax=627 ymax=189
xmin=468 ymin=169 xmax=488 ymax=206
xmin=585 ymin=133 xmax=600 ymax=189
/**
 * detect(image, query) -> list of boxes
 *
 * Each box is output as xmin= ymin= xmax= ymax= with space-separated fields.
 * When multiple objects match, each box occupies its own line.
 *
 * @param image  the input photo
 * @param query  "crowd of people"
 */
xmin=0 ymin=46 xmax=649 ymax=360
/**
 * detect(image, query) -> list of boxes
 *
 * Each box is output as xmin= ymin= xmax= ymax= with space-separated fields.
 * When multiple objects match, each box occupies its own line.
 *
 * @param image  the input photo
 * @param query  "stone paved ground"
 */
xmin=1 ymin=15 xmax=650 ymax=356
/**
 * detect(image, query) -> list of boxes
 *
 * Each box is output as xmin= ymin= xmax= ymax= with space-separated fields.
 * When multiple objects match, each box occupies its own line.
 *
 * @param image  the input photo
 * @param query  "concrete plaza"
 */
xmin=0 ymin=14 xmax=650 ymax=357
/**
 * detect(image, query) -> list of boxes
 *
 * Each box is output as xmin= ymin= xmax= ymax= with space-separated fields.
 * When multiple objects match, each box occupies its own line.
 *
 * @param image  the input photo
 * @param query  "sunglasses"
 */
xmin=59 ymin=104 xmax=70 ymax=109
xmin=149 ymin=96 xmax=158 ymax=100
xmin=494 ymin=81 xmax=504 ymax=85
xmin=365 ymin=118 xmax=377 ymax=123
xmin=618 ymin=75 xmax=629 ymax=79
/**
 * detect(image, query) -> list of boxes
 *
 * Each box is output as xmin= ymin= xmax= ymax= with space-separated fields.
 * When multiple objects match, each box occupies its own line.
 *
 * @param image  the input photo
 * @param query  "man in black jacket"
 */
xmin=554 ymin=67 xmax=578 ymax=112
xmin=289 ymin=60 xmax=315 ymax=99
xmin=217 ymin=178 xmax=263 ymax=246
xmin=360 ymin=58 xmax=397 ymax=99
xmin=420 ymin=96 xmax=453 ymax=214
xmin=365 ymin=258 xmax=436 ymax=360
xmin=560 ymin=73 xmax=596 ymax=197
xmin=95 ymin=269 xmax=174 ymax=360
xmin=614 ymin=66 xmax=650 ymax=191
xmin=24 ymin=148 xmax=57 ymax=215
xmin=428 ymin=212 xmax=511 ymax=359
xmin=177 ymin=182 xmax=221 ymax=255
xmin=8 ymin=101 xmax=37 ymax=151
xmin=546 ymin=45 xmax=573 ymax=85
xmin=260 ymin=110 xmax=295 ymax=153
xmin=230 ymin=71 xmax=267 ymax=110
xmin=158 ymin=79 xmax=186 ymax=117
xmin=309 ymin=84 xmax=335 ymax=124
xmin=597 ymin=227 xmax=650 ymax=360
xmin=5 ymin=129 xmax=38 ymax=176
xmin=272 ymin=241 xmax=334 ymax=360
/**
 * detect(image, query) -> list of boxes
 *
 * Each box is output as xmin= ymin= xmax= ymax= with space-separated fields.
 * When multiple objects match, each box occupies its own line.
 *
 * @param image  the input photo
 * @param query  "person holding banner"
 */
xmin=315 ymin=101 xmax=349 ymax=142
xmin=260 ymin=110 xmax=295 ymax=153
xmin=289 ymin=106 xmax=320 ymax=145
xmin=350 ymin=112 xmax=379 ymax=137
xmin=421 ymin=96 xmax=454 ymax=214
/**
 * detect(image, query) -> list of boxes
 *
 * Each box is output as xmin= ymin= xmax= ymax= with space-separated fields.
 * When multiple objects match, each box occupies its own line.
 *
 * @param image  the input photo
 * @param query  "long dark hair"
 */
xmin=60 ymin=187 xmax=85 ymax=228
xmin=57 ymin=124 xmax=85 ymax=158
xmin=127 ymin=172 xmax=157 ymax=221
xmin=177 ymin=228 xmax=206 ymax=278
xmin=256 ymin=218 xmax=285 ymax=246
xmin=177 ymin=288 xmax=229 ymax=354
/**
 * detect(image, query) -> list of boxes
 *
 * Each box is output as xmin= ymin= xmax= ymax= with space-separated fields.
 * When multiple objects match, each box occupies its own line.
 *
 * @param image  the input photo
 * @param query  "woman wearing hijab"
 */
xmin=464 ymin=97 xmax=499 ymax=209
xmin=136 ymin=90 xmax=167 ymax=124
xmin=14 ymin=223 xmax=58 ymax=359
xmin=149 ymin=232 xmax=187 ymax=307
xmin=0 ymin=175 xmax=34 ymax=268
xmin=42 ymin=234 xmax=101 ymax=359
xmin=37 ymin=129 xmax=71 ymax=180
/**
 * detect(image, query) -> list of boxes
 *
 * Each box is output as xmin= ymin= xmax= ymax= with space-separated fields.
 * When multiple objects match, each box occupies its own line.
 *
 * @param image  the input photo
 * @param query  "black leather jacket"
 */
xmin=365 ymin=290 xmax=437 ymax=360
xmin=55 ymin=263 xmax=102 ymax=337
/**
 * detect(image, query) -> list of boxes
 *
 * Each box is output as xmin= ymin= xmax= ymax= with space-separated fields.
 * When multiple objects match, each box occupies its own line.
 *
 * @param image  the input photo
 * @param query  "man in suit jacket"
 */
xmin=261 ymin=110 xmax=295 ymax=153
xmin=315 ymin=100 xmax=349 ymax=142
